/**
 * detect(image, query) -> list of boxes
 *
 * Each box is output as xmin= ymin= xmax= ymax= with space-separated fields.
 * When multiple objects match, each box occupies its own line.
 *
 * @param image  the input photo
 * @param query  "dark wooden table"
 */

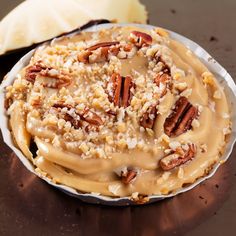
xmin=0 ymin=0 xmax=235 ymax=235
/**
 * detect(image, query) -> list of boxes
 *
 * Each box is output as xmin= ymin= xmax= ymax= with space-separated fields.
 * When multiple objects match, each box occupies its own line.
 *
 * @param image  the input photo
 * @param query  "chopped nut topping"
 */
xmin=213 ymin=90 xmax=222 ymax=99
xmin=202 ymin=72 xmax=215 ymax=87
xmin=200 ymin=143 xmax=207 ymax=153
xmin=63 ymin=113 xmax=81 ymax=129
xmin=174 ymin=82 xmax=188 ymax=92
xmin=155 ymin=28 xmax=169 ymax=37
xmin=81 ymin=107 xmax=103 ymax=126
xmin=154 ymin=72 xmax=172 ymax=97
xmin=177 ymin=167 xmax=184 ymax=179
xmin=4 ymin=97 xmax=13 ymax=110
xmin=140 ymin=105 xmax=158 ymax=129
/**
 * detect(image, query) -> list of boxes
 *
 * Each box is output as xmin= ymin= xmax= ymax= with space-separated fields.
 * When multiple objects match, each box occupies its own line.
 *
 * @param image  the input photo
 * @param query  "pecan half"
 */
xmin=159 ymin=144 xmax=196 ymax=171
xmin=121 ymin=75 xmax=133 ymax=108
xmin=107 ymin=73 xmax=134 ymax=108
xmin=140 ymin=105 xmax=158 ymax=129
xmin=130 ymin=31 xmax=152 ymax=48
xmin=164 ymin=97 xmax=198 ymax=137
xmin=26 ymin=63 xmax=72 ymax=89
xmin=25 ymin=63 xmax=47 ymax=83
xmin=121 ymin=170 xmax=137 ymax=184
xmin=108 ymin=73 xmax=122 ymax=106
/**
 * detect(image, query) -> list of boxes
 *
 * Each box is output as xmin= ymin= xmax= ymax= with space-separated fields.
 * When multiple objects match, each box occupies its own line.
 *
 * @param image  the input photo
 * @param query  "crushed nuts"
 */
xmin=81 ymin=107 xmax=103 ymax=126
xmin=155 ymin=72 xmax=172 ymax=97
xmin=140 ymin=105 xmax=158 ymax=129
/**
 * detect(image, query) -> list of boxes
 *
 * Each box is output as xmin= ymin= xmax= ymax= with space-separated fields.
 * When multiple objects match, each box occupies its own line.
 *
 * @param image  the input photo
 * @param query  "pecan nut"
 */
xmin=78 ymin=41 xmax=120 ymax=63
xmin=64 ymin=113 xmax=82 ymax=129
xmin=25 ymin=62 xmax=47 ymax=83
xmin=52 ymin=103 xmax=73 ymax=110
xmin=121 ymin=169 xmax=137 ymax=184
xmin=159 ymin=144 xmax=196 ymax=171
xmin=26 ymin=63 xmax=72 ymax=89
xmin=4 ymin=97 xmax=13 ymax=110
xmin=108 ymin=73 xmax=122 ymax=106
xmin=52 ymin=103 xmax=82 ymax=129
xmin=84 ymin=125 xmax=99 ymax=133
xmin=105 ymin=109 xmax=117 ymax=116
xmin=107 ymin=73 xmax=134 ymax=108
xmin=40 ymin=69 xmax=72 ymax=89
xmin=87 ymin=41 xmax=120 ymax=51
xmin=43 ymin=77 xmax=71 ymax=89
xmin=77 ymin=51 xmax=91 ymax=63
xmin=164 ymin=97 xmax=198 ymax=137
xmin=154 ymin=72 xmax=172 ymax=97
xmin=130 ymin=31 xmax=153 ymax=48
xmin=140 ymin=105 xmax=158 ymax=129
xmin=121 ymin=75 xmax=133 ymax=108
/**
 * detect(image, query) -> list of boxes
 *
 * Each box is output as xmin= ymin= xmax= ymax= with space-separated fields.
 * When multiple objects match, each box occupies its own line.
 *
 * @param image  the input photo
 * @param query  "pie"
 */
xmin=4 ymin=25 xmax=231 ymax=199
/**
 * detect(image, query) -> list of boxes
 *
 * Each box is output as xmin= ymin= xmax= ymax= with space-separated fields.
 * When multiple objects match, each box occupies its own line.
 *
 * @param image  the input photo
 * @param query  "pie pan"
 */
xmin=0 ymin=23 xmax=235 ymax=206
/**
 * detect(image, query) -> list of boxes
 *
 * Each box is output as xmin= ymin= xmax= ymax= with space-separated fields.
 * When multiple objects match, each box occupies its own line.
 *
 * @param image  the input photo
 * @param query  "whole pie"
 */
xmin=4 ymin=26 xmax=231 ymax=200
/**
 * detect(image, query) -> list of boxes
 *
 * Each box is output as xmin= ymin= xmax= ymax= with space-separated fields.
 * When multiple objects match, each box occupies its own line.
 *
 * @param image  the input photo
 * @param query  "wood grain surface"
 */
xmin=0 ymin=1 xmax=235 ymax=236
